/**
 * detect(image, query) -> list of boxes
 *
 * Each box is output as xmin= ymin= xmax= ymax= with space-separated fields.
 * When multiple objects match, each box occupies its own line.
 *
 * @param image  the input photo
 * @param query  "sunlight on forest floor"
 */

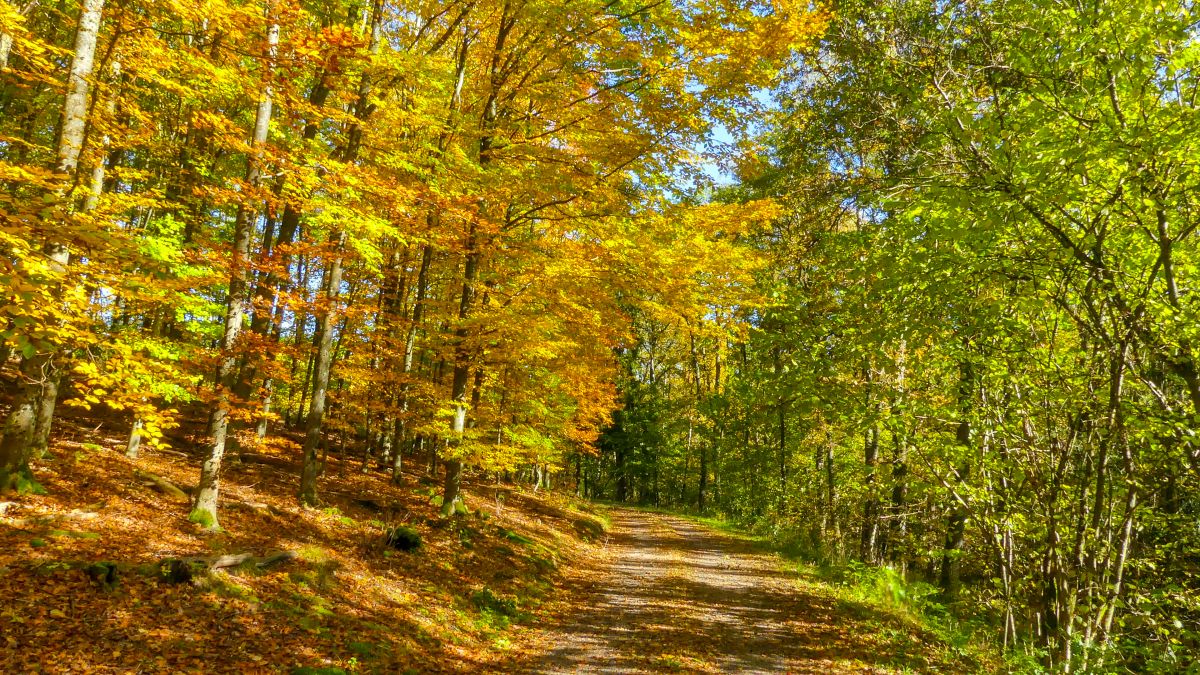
xmin=0 ymin=414 xmax=608 ymax=673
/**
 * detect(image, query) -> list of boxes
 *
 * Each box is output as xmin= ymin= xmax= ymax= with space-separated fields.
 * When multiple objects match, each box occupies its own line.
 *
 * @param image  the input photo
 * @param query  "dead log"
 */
xmin=237 ymin=453 xmax=295 ymax=469
xmin=2 ymin=509 xmax=101 ymax=527
xmin=206 ymin=553 xmax=256 ymax=569
xmin=159 ymin=550 xmax=298 ymax=584
xmin=134 ymin=469 xmax=190 ymax=503
xmin=256 ymin=550 xmax=298 ymax=568
xmin=231 ymin=500 xmax=285 ymax=517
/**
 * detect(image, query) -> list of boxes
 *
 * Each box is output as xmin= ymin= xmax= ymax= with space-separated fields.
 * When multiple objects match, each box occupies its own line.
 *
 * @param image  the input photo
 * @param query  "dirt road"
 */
xmin=509 ymin=509 xmax=938 ymax=674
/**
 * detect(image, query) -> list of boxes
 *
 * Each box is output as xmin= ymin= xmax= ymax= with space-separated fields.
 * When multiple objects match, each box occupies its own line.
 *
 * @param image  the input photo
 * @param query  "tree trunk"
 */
xmin=939 ymin=359 xmax=974 ymax=601
xmin=0 ymin=30 xmax=11 ymax=71
xmin=861 ymin=423 xmax=880 ymax=562
xmin=823 ymin=441 xmax=836 ymax=545
xmin=441 ymin=18 xmax=503 ymax=516
xmin=236 ymin=68 xmax=333 ymax=442
xmin=0 ymin=0 xmax=104 ymax=492
xmin=299 ymin=237 xmax=345 ymax=506
xmin=440 ymin=224 xmax=478 ymax=517
xmin=298 ymin=1 xmax=379 ymax=506
xmin=193 ymin=16 xmax=277 ymax=528
xmin=126 ymin=418 xmax=143 ymax=459
xmin=393 ymin=243 xmax=432 ymax=484
xmin=690 ymin=331 xmax=706 ymax=512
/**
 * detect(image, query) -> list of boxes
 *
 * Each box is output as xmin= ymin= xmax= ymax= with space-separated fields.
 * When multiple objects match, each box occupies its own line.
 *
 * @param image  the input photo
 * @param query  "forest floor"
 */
xmin=0 ymin=408 xmax=974 ymax=674
xmin=0 ymin=408 xmax=610 ymax=674
xmin=500 ymin=509 xmax=978 ymax=674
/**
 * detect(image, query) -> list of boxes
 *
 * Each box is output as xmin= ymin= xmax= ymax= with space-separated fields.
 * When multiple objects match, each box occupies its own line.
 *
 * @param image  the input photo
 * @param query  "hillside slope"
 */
xmin=0 ymin=416 xmax=606 ymax=674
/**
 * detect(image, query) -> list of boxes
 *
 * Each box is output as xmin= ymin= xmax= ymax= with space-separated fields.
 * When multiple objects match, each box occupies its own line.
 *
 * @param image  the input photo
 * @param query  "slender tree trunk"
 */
xmin=126 ymin=419 xmax=143 ymax=458
xmin=0 ymin=31 xmax=11 ymax=71
xmin=440 ymin=223 xmax=478 ymax=517
xmin=861 ymin=423 xmax=880 ymax=562
xmin=614 ymin=444 xmax=627 ymax=501
xmin=441 ymin=16 xmax=505 ymax=516
xmin=298 ymin=238 xmax=345 ymax=506
xmin=690 ymin=331 xmax=706 ymax=512
xmin=237 ymin=72 xmax=333 ymax=441
xmin=0 ymin=0 xmax=38 ymax=71
xmin=939 ymin=359 xmax=974 ymax=601
xmin=193 ymin=16 xmax=277 ymax=528
xmin=394 ymin=244 xmax=432 ymax=484
xmin=298 ymin=0 xmax=379 ymax=506
xmin=0 ymin=0 xmax=104 ymax=492
xmin=824 ymin=441 xmax=836 ymax=545
xmin=283 ymin=255 xmax=308 ymax=425
xmin=415 ymin=30 xmax=469 ymax=492
xmin=256 ymin=283 xmax=289 ymax=438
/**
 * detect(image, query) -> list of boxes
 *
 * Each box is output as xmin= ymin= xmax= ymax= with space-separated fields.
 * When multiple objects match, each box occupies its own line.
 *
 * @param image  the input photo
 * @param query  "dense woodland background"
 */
xmin=3 ymin=0 xmax=1200 ymax=672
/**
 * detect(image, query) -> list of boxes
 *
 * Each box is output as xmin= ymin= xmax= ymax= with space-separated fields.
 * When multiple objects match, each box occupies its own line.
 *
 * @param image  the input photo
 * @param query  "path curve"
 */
xmin=509 ymin=509 xmax=922 ymax=674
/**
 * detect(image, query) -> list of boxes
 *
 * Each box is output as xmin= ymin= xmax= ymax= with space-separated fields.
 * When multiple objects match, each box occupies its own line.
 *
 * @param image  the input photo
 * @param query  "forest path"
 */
xmin=506 ymin=508 xmax=927 ymax=674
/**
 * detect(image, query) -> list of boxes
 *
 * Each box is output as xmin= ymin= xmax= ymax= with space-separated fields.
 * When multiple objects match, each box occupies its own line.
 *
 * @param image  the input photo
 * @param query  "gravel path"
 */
xmin=510 ymin=509 xmax=925 ymax=674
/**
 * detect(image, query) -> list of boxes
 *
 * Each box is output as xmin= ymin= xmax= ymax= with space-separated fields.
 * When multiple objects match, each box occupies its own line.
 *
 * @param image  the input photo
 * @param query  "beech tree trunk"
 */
xmin=861 ymin=423 xmax=880 ymax=562
xmin=441 ymin=13 xmax=508 ymax=516
xmin=0 ymin=0 xmax=104 ymax=492
xmin=298 ymin=0 xmax=380 ymax=505
xmin=236 ymin=70 xmax=333 ymax=442
xmin=299 ymin=235 xmax=345 ymax=506
xmin=689 ymin=331 xmax=706 ymax=512
xmin=126 ymin=419 xmax=142 ymax=458
xmin=393 ymin=244 xmax=432 ymax=484
xmin=939 ymin=359 xmax=974 ymax=601
xmin=193 ymin=17 xmax=277 ymax=528
xmin=440 ymin=222 xmax=478 ymax=517
xmin=0 ymin=31 xmax=11 ymax=71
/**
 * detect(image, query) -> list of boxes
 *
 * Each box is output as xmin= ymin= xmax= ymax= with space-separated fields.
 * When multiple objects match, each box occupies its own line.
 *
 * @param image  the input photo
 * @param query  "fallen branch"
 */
xmin=231 ymin=500 xmax=285 ymax=517
xmin=255 ymin=550 xmax=299 ymax=568
xmin=28 ymin=549 xmax=300 ymax=587
xmin=159 ymin=549 xmax=299 ymax=584
xmin=3 ymin=509 xmax=101 ymax=527
xmin=237 ymin=453 xmax=295 ymax=469
xmin=133 ymin=469 xmax=190 ymax=503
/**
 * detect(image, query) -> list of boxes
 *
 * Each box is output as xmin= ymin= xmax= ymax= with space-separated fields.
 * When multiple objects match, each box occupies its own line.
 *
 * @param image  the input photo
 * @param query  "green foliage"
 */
xmin=207 ymin=576 xmax=260 ymax=604
xmin=347 ymin=641 xmax=379 ymax=659
xmin=837 ymin=562 xmax=940 ymax=615
xmin=586 ymin=0 xmax=1200 ymax=670
xmin=500 ymin=529 xmax=535 ymax=546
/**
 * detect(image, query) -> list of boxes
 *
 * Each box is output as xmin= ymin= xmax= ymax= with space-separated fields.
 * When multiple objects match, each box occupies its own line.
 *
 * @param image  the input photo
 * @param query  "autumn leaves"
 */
xmin=0 ymin=1 xmax=821 ymax=533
